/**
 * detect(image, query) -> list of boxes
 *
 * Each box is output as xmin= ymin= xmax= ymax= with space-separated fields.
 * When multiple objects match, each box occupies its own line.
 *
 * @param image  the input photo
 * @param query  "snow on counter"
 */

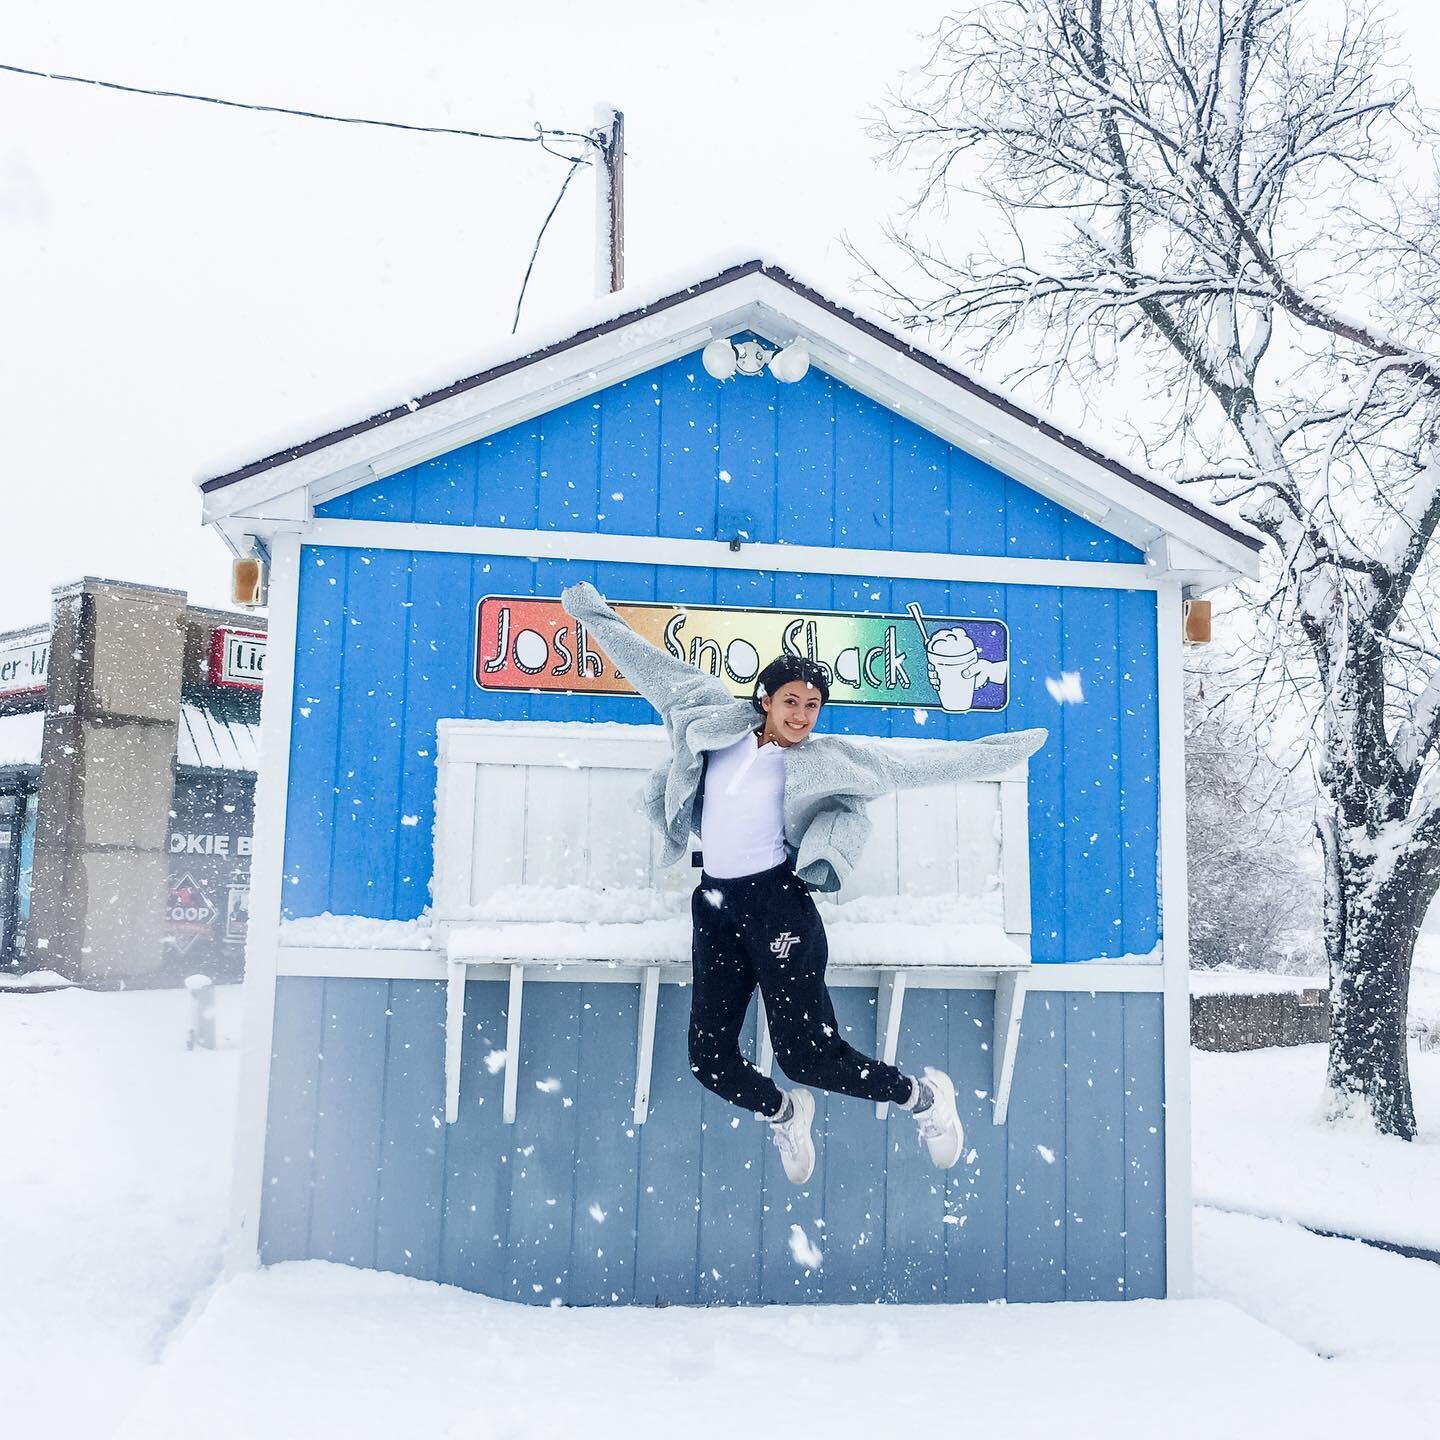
xmin=284 ymin=886 xmax=1030 ymax=969
xmin=280 ymin=913 xmax=434 ymax=950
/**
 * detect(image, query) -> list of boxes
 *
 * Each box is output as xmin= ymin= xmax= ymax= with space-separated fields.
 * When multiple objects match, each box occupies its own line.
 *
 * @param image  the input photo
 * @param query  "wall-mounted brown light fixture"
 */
xmin=1183 ymin=598 xmax=1212 ymax=645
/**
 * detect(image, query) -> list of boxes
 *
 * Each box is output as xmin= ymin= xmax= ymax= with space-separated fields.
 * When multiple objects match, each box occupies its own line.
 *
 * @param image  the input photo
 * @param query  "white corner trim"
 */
xmin=301 ymin=515 xmax=1163 ymax=593
xmin=634 ymin=966 xmax=661 ymax=1125
xmin=1156 ymin=581 xmax=1194 ymax=1298
xmin=445 ymin=959 xmax=466 ymax=1124
xmin=874 ymin=970 xmax=908 ymax=1120
xmin=224 ymin=530 xmax=301 ymax=1276
xmin=992 ymin=970 xmax=1028 ymax=1126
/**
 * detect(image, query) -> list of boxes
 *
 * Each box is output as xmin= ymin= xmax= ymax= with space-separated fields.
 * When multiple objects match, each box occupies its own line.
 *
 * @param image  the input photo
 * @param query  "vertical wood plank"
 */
xmin=283 ymin=548 xmax=348 ymax=920
xmin=327 ymin=549 xmax=413 ymax=918
xmin=520 ymin=767 xmax=581 ymax=886
xmin=258 ymin=976 xmax=326 ymax=1264
xmin=474 ymin=422 xmax=540 ymax=530
xmin=775 ymin=371 xmax=834 ymax=548
xmin=697 ymin=996 xmax=766 ymax=1305
xmin=471 ymin=768 xmax=526 ymax=901
xmin=306 ymin=980 xmax=390 ymax=1267
xmin=811 ymin=986 xmax=888 ymax=1304
xmin=1118 ymin=590 xmax=1160 ymax=956
xmin=568 ymin=982 xmax=644 ymax=1304
xmin=1123 ymin=993 xmax=1167 ymax=1298
xmin=397 ymin=550 xmax=473 ymax=920
xmin=598 ymin=374 xmax=661 ymax=538
xmin=439 ymin=978 xmax=512 ymax=1296
xmin=1002 ymin=583 xmax=1064 ymax=963
xmin=633 ymin=987 xmax=704 ymax=1305
xmin=1059 ymin=582 xmax=1122 ymax=962
xmin=657 ymin=358 xmax=718 ymax=542
xmin=944 ymin=986 xmax=1007 ymax=1302
xmin=375 ymin=980 xmax=448 ymax=1281
xmin=880 ymin=987 xmax=948 ymax=1302
xmin=539 ymin=394 xmax=600 ymax=533
xmin=1004 ymin=992 xmax=1067 ymax=1301
xmin=896 ymin=786 xmax=959 ymax=896
xmin=1063 ymin=993 xmax=1127 ymax=1301
xmin=504 ymin=982 xmax=582 ymax=1306
xmin=587 ymin=768 xmax=652 ymax=889
xmin=833 ymin=388 xmax=892 ymax=551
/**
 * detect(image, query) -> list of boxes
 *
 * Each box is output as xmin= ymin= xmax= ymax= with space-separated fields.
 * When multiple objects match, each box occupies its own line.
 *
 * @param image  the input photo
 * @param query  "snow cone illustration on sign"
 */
xmin=904 ymin=602 xmax=1010 ymax=713
xmin=475 ymin=594 xmax=1009 ymax=713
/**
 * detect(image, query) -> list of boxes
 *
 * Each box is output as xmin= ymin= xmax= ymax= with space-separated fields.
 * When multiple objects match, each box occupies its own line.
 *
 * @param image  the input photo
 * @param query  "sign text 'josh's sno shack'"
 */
xmin=476 ymin=596 xmax=1010 ymax=712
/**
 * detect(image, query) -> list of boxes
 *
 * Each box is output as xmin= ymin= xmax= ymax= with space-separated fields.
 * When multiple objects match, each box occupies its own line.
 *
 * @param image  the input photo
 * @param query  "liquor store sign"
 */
xmin=475 ymin=596 xmax=1009 ymax=713
xmin=209 ymin=628 xmax=266 ymax=690
xmin=0 ymin=630 xmax=50 ymax=700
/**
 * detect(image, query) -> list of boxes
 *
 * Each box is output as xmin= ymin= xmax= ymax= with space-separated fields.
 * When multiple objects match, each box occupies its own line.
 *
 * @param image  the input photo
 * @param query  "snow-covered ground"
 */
xmin=3 ymin=982 xmax=1438 ymax=1437
xmin=1193 ymin=1043 xmax=1440 ymax=1253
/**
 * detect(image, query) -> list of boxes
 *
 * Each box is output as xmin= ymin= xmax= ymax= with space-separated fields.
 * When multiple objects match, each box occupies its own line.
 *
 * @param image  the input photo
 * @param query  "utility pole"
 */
xmin=594 ymin=106 xmax=624 ymax=295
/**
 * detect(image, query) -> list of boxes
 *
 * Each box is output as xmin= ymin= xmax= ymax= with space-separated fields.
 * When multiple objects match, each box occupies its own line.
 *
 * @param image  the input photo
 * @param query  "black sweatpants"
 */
xmin=687 ymin=860 xmax=913 ymax=1115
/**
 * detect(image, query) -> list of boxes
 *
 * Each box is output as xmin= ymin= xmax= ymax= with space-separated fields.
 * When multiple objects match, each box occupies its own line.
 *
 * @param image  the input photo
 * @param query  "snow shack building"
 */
xmin=203 ymin=262 xmax=1260 ymax=1306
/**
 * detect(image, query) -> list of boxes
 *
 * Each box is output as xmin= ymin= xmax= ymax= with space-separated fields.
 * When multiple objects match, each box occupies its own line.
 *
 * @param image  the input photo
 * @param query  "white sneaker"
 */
xmin=912 ymin=1067 xmax=964 ymax=1169
xmin=769 ymin=1088 xmax=816 ymax=1184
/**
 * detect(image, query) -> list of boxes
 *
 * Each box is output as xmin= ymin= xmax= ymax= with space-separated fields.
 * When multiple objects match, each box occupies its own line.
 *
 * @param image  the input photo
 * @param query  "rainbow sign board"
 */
xmin=474 ymin=596 xmax=1009 ymax=712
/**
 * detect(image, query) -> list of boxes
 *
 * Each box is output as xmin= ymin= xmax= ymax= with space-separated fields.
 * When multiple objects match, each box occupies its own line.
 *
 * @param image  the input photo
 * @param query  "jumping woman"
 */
xmin=560 ymin=583 xmax=1047 ymax=1185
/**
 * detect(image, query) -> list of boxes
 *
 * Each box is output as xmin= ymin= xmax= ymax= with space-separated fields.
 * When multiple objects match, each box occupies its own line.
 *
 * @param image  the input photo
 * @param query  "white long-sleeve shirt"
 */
xmin=700 ymin=733 xmax=788 ymax=879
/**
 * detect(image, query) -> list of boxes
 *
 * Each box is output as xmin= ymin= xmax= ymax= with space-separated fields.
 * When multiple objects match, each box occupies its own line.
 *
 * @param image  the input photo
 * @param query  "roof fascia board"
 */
xmin=746 ymin=287 xmax=1262 ymax=582
xmin=205 ymin=267 xmax=1258 ymax=584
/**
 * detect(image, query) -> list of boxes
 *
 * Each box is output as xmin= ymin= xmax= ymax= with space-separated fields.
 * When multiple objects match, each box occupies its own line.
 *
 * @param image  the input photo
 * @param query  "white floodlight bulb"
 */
xmin=770 ymin=342 xmax=811 ymax=384
xmin=702 ymin=338 xmax=738 ymax=381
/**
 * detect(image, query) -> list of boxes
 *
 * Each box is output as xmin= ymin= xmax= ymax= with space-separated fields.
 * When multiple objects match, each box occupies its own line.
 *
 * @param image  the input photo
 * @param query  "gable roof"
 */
xmin=199 ymin=260 xmax=1263 ymax=582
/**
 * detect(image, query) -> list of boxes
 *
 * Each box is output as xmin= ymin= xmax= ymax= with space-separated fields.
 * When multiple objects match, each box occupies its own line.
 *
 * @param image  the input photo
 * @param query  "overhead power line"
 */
xmin=0 ymin=60 xmax=596 ymax=159
xmin=1 ymin=60 xmax=625 ymax=336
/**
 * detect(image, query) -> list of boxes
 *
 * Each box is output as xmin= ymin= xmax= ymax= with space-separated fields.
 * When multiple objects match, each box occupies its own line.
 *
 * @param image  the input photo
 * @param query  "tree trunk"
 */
xmin=1323 ymin=854 xmax=1423 ymax=1139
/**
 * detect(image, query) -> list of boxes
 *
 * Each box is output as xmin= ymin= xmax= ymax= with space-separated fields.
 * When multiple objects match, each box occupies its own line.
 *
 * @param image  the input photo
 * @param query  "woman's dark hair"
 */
xmin=752 ymin=655 xmax=831 ymax=713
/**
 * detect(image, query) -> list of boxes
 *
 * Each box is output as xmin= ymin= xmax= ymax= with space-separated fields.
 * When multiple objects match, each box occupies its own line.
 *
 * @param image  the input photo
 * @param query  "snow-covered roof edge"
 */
xmin=197 ymin=259 xmax=1262 ymax=563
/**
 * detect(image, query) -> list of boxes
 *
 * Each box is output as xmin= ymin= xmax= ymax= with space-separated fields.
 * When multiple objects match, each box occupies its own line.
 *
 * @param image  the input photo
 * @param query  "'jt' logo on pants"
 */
xmin=770 ymin=931 xmax=800 ymax=959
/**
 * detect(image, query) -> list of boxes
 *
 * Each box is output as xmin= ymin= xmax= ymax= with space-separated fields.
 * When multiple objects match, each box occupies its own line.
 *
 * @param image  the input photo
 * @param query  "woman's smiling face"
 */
xmin=760 ymin=680 xmax=823 ymax=746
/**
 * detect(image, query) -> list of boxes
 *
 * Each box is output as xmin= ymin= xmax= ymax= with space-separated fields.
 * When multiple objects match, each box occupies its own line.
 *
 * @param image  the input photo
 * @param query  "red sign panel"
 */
xmin=209 ymin=628 xmax=266 ymax=690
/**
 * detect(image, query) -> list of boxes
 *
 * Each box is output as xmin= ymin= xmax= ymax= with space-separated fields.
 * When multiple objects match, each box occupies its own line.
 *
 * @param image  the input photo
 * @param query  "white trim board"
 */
xmin=1156 ymin=581 xmax=1194 ymax=1299
xmin=298 ymin=516 xmax=1166 ymax=593
xmin=273 ymin=947 xmax=1163 ymax=991
xmin=205 ymin=268 xmax=1260 ymax=588
xmin=224 ymin=531 xmax=301 ymax=1277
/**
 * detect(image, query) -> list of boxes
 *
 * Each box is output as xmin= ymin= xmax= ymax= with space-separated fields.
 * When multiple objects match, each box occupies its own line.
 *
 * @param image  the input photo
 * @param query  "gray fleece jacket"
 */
xmin=560 ymin=582 xmax=1047 ymax=893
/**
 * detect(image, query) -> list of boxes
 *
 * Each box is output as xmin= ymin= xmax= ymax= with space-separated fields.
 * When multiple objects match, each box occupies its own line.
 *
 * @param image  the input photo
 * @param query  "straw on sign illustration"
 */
xmin=909 ymin=602 xmax=985 ymax=713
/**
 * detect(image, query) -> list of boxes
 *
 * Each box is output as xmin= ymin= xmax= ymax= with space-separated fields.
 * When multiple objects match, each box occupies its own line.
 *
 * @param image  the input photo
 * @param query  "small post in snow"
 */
xmin=185 ymin=973 xmax=216 ymax=1051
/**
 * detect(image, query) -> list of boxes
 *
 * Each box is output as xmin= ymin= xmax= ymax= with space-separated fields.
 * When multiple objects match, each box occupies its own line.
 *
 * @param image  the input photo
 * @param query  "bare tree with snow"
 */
xmin=866 ymin=0 xmax=1440 ymax=1136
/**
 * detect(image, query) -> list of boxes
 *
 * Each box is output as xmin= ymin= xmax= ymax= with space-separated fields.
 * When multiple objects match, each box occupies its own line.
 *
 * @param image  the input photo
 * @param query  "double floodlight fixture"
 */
xmin=701 ymin=335 xmax=811 ymax=384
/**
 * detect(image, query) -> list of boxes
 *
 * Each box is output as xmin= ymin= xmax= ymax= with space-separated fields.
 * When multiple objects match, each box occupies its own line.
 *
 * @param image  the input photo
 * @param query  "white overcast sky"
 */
xmin=2 ymin=0 xmax=1438 ymax=625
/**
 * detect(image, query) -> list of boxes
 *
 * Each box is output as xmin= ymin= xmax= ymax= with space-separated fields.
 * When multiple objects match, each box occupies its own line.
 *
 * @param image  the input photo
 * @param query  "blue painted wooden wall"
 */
xmin=261 ymin=977 xmax=1166 ymax=1303
xmin=264 ymin=347 xmax=1170 ymax=1305
xmin=283 ymin=544 xmax=1157 ymax=966
xmin=295 ymin=353 xmax=1159 ymax=964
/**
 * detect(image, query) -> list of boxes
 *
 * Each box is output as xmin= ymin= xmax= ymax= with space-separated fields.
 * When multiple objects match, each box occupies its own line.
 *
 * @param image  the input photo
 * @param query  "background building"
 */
xmin=0 ymin=577 xmax=264 ymax=987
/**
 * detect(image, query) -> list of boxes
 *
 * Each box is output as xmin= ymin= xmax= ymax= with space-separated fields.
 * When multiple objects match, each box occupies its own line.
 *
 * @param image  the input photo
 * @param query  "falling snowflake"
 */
xmin=589 ymin=1203 xmax=607 ymax=1223
xmin=1045 ymin=672 xmax=1085 ymax=704
xmin=536 ymin=1076 xmax=563 ymax=1093
xmin=483 ymin=1049 xmax=508 ymax=1074
xmin=788 ymin=1224 xmax=823 ymax=1270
